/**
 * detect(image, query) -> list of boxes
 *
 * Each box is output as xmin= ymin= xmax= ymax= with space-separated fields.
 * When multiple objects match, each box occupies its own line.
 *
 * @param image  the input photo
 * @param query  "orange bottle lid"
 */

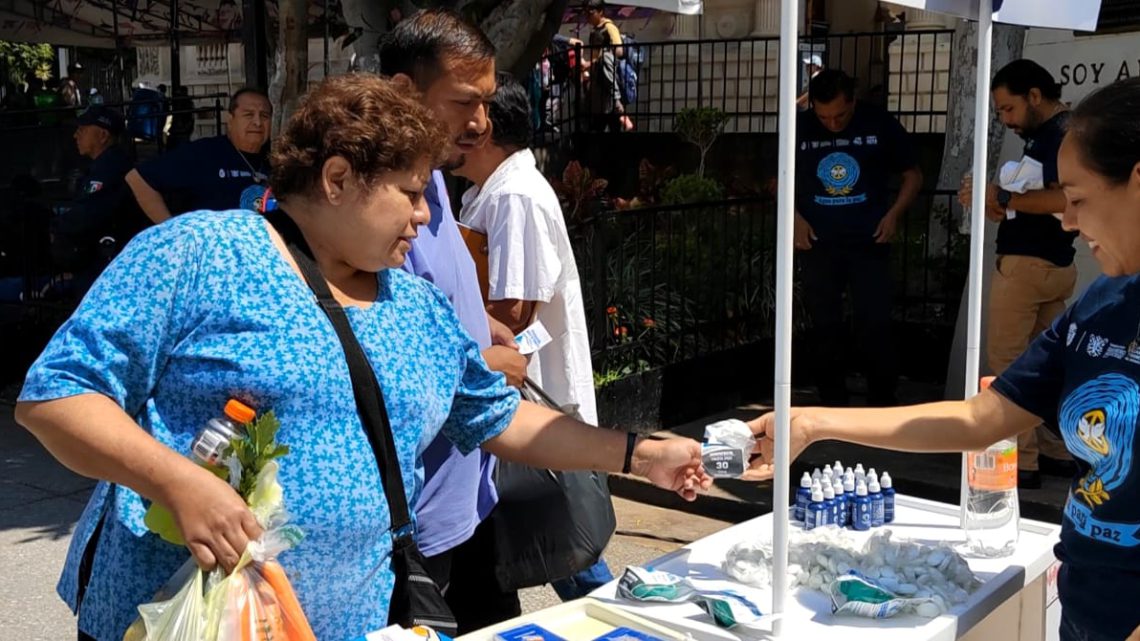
xmin=224 ymin=399 xmax=256 ymax=424
xmin=979 ymin=376 xmax=996 ymax=390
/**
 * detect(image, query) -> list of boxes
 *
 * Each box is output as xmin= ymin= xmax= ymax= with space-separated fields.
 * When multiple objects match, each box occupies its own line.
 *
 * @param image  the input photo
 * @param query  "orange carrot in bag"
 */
xmin=258 ymin=560 xmax=317 ymax=641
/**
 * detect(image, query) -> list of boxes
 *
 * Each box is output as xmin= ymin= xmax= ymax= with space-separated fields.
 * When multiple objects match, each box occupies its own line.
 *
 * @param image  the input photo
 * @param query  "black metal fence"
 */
xmin=0 ymin=92 xmax=226 ymax=192
xmin=575 ymin=190 xmax=966 ymax=379
xmin=534 ymin=29 xmax=954 ymax=145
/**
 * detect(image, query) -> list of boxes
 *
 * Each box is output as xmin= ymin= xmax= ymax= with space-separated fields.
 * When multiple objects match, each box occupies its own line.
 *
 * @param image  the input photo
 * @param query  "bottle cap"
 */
xmin=843 ymin=477 xmax=855 ymax=491
xmin=868 ymin=467 xmax=877 ymax=478
xmin=224 ymin=399 xmax=256 ymax=424
xmin=845 ymin=466 xmax=853 ymax=476
xmin=869 ymin=479 xmax=881 ymax=493
xmin=855 ymin=463 xmax=865 ymax=474
xmin=868 ymin=470 xmax=879 ymax=485
xmin=811 ymin=488 xmax=824 ymax=502
xmin=856 ymin=480 xmax=868 ymax=496
xmin=823 ymin=485 xmax=835 ymax=499
xmin=881 ymin=472 xmax=893 ymax=488
xmin=801 ymin=472 xmax=812 ymax=487
xmin=833 ymin=479 xmax=844 ymax=493
xmin=834 ymin=460 xmax=843 ymax=470
xmin=822 ymin=467 xmax=834 ymax=479
xmin=980 ymin=376 xmax=995 ymax=390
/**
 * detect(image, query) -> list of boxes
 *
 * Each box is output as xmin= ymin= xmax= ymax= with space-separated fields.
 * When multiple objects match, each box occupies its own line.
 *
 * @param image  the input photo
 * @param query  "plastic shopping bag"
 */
xmin=123 ymin=528 xmax=315 ymax=641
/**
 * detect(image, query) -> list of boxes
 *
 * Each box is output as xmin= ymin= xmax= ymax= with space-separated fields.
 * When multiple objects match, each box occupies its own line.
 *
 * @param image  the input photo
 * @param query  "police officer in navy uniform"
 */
xmin=53 ymin=105 xmax=144 ymax=296
xmin=795 ymin=69 xmax=924 ymax=407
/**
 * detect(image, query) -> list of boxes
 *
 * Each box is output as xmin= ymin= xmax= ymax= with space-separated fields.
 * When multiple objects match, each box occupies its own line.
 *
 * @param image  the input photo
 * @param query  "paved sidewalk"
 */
xmin=1 ymin=402 xmax=94 ymax=641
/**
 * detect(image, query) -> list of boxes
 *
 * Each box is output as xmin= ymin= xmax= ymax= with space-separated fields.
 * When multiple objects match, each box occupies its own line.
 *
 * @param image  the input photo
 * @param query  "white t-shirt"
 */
xmin=460 ymin=149 xmax=598 ymax=425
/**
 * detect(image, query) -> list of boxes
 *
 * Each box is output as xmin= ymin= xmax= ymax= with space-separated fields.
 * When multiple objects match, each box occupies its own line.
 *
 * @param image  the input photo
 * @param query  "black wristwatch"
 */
xmin=996 ymin=188 xmax=1013 ymax=209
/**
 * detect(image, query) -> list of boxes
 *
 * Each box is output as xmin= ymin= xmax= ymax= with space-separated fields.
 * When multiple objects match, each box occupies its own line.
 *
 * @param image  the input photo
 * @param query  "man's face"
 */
xmin=812 ymin=94 xmax=855 ymax=133
xmin=420 ymin=57 xmax=497 ymax=171
xmin=586 ymin=8 xmax=604 ymax=25
xmin=74 ymin=124 xmax=106 ymax=158
xmin=227 ymin=92 xmax=272 ymax=152
xmin=992 ymin=86 xmax=1042 ymax=137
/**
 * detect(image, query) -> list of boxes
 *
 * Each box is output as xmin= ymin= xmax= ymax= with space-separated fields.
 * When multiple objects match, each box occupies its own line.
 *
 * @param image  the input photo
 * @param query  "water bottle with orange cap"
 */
xmin=964 ymin=377 xmax=1019 ymax=557
xmin=144 ymin=398 xmax=256 ymax=545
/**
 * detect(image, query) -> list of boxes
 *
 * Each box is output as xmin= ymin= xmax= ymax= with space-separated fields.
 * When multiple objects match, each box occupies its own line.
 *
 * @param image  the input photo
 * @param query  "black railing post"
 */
xmin=590 ymin=204 xmax=610 ymax=370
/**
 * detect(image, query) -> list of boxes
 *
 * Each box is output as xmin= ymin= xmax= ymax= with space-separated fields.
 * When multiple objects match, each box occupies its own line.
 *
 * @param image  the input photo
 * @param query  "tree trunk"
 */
xmin=941 ymin=22 xmax=1025 ymax=401
xmin=269 ymin=0 xmax=309 ymax=131
xmin=339 ymin=0 xmax=568 ymax=79
xmin=932 ymin=21 xmax=1025 ymax=246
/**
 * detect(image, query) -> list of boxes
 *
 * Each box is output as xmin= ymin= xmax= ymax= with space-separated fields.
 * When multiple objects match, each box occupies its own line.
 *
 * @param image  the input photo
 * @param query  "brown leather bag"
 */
xmin=458 ymin=222 xmax=491 ymax=304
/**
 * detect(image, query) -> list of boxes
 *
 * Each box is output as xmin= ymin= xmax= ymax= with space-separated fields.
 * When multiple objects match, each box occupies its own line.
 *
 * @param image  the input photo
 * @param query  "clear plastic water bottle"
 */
xmin=191 ymin=399 xmax=256 ymax=468
xmin=964 ymin=377 xmax=1019 ymax=557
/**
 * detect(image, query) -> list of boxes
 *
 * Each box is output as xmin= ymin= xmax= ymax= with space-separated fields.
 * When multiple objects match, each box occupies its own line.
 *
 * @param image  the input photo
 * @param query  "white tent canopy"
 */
xmin=888 ymin=0 xmax=1101 ymax=31
xmin=615 ymin=0 xmax=702 ymax=15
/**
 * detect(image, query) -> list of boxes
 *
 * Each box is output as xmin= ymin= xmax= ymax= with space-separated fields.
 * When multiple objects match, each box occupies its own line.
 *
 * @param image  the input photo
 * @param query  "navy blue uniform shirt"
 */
xmin=795 ymin=103 xmax=918 ymax=243
xmin=995 ymin=111 xmax=1079 ymax=267
xmin=136 ymin=135 xmax=269 ymax=214
xmin=993 ymin=273 xmax=1140 ymax=639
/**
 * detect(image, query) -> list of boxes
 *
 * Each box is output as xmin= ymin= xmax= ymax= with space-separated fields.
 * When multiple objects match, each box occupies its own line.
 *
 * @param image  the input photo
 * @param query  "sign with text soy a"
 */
xmin=1025 ymin=30 xmax=1140 ymax=106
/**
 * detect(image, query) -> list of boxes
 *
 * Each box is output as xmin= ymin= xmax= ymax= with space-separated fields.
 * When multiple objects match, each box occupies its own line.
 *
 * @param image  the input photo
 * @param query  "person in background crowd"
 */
xmin=959 ymin=59 xmax=1079 ymax=489
xmin=581 ymin=0 xmax=628 ymax=133
xmin=752 ymin=76 xmax=1140 ymax=641
xmin=52 ymin=106 xmax=146 ymax=296
xmin=453 ymin=72 xmax=613 ymax=624
xmin=795 ymin=69 xmax=923 ymax=407
xmin=167 ymin=86 xmax=196 ymax=150
xmin=126 ymin=87 xmax=272 ymax=223
xmin=59 ymin=63 xmax=85 ymax=109
xmin=376 ymin=8 xmax=531 ymax=629
xmin=16 ymin=73 xmax=712 ymax=641
xmin=796 ymin=53 xmax=824 ymax=110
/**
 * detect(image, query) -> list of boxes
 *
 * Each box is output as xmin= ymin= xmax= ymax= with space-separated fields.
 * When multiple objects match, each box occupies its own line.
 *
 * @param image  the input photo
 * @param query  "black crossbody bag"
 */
xmin=266 ymin=211 xmax=458 ymax=636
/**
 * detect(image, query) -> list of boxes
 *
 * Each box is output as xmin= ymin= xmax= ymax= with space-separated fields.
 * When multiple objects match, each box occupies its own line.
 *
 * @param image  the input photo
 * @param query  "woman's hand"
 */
xmin=160 ymin=463 xmax=263 ymax=573
xmin=630 ymin=437 xmax=713 ymax=501
xmin=741 ymin=409 xmax=815 ymax=481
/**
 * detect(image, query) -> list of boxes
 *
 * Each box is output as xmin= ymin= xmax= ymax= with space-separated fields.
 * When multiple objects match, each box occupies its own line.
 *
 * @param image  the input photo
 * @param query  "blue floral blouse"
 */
xmin=19 ymin=210 xmax=521 ymax=641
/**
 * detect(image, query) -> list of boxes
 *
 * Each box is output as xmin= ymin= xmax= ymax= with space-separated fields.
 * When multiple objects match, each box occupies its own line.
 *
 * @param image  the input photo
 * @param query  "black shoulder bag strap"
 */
xmin=265 ymin=210 xmax=457 ymax=635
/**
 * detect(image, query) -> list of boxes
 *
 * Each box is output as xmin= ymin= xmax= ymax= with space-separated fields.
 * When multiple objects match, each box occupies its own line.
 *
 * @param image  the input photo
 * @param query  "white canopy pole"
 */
xmin=772 ymin=0 xmax=798 ymax=627
xmin=961 ymin=0 xmax=993 ymax=524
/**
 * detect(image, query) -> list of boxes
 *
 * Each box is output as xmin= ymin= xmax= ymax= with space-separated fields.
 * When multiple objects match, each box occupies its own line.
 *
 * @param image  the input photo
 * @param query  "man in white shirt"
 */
xmin=456 ymin=72 xmax=598 ymax=427
xmin=454 ymin=72 xmax=611 ymax=601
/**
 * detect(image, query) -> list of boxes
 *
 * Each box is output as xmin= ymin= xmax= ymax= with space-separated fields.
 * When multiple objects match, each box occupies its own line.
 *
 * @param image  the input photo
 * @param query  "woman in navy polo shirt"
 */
xmin=750 ymin=77 xmax=1140 ymax=641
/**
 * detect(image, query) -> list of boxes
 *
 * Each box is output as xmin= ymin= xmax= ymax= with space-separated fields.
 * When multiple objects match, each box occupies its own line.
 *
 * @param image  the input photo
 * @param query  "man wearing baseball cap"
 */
xmin=797 ymin=53 xmax=824 ymax=109
xmin=53 ymin=106 xmax=145 ymax=294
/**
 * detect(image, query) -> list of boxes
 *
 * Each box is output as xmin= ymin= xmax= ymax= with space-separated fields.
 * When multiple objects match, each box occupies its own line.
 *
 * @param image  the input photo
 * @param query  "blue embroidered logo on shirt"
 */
xmin=814 ymin=152 xmax=867 ymax=206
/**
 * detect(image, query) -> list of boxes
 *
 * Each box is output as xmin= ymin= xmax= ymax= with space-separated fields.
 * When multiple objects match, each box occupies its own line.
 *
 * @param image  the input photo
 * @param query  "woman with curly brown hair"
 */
xmin=15 ymin=73 xmax=711 ymax=641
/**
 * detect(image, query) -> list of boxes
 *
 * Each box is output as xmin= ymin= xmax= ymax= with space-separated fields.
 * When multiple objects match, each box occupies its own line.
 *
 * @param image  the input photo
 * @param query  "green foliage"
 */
xmin=674 ymin=107 xmax=730 ymax=177
xmin=227 ymin=411 xmax=290 ymax=500
xmin=661 ymin=174 xmax=725 ymax=205
xmin=0 ymin=41 xmax=54 ymax=86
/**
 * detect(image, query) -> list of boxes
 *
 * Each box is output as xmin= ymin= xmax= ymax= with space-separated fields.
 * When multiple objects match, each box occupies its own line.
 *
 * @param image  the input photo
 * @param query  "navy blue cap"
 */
xmin=77 ymin=106 xmax=124 ymax=134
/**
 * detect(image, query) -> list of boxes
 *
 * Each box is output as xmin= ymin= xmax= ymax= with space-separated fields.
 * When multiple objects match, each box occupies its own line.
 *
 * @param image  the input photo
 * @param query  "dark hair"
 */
xmin=269 ymin=74 xmax=450 ymax=199
xmin=991 ymin=59 xmax=1062 ymax=101
xmin=488 ymin=72 xmax=533 ymax=151
xmin=1067 ymin=77 xmax=1140 ymax=186
xmin=809 ymin=69 xmax=855 ymax=104
xmin=229 ymin=87 xmax=271 ymax=113
xmin=378 ymin=8 xmax=496 ymax=89
xmin=584 ymin=0 xmax=606 ymax=11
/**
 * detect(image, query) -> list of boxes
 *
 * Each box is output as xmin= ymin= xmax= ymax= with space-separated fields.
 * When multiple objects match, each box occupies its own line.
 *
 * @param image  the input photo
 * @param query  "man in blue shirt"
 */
xmin=378 ymin=9 xmax=534 ymax=632
xmin=126 ymin=88 xmax=272 ymax=223
xmin=795 ymin=69 xmax=923 ymax=407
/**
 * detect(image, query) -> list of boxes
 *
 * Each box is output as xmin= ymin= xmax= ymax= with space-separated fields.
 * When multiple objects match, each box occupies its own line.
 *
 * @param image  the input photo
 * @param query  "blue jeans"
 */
xmin=551 ymin=559 xmax=614 ymax=601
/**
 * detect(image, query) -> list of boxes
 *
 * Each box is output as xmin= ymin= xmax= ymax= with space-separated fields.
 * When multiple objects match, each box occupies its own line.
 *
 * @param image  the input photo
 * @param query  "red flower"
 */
xmin=619 ymin=326 xmax=629 ymax=337
xmin=607 ymin=306 xmax=618 ymax=316
xmin=642 ymin=317 xmax=656 ymax=328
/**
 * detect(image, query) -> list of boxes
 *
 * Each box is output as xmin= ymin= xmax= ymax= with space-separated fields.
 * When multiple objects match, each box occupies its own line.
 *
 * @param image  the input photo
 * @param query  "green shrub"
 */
xmin=661 ymin=174 xmax=725 ymax=205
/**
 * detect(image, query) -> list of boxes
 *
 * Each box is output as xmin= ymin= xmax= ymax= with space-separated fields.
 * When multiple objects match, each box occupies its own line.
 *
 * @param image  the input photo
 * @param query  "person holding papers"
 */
xmin=959 ymin=59 xmax=1079 ymax=489
xmin=453 ymin=72 xmax=612 ymax=616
